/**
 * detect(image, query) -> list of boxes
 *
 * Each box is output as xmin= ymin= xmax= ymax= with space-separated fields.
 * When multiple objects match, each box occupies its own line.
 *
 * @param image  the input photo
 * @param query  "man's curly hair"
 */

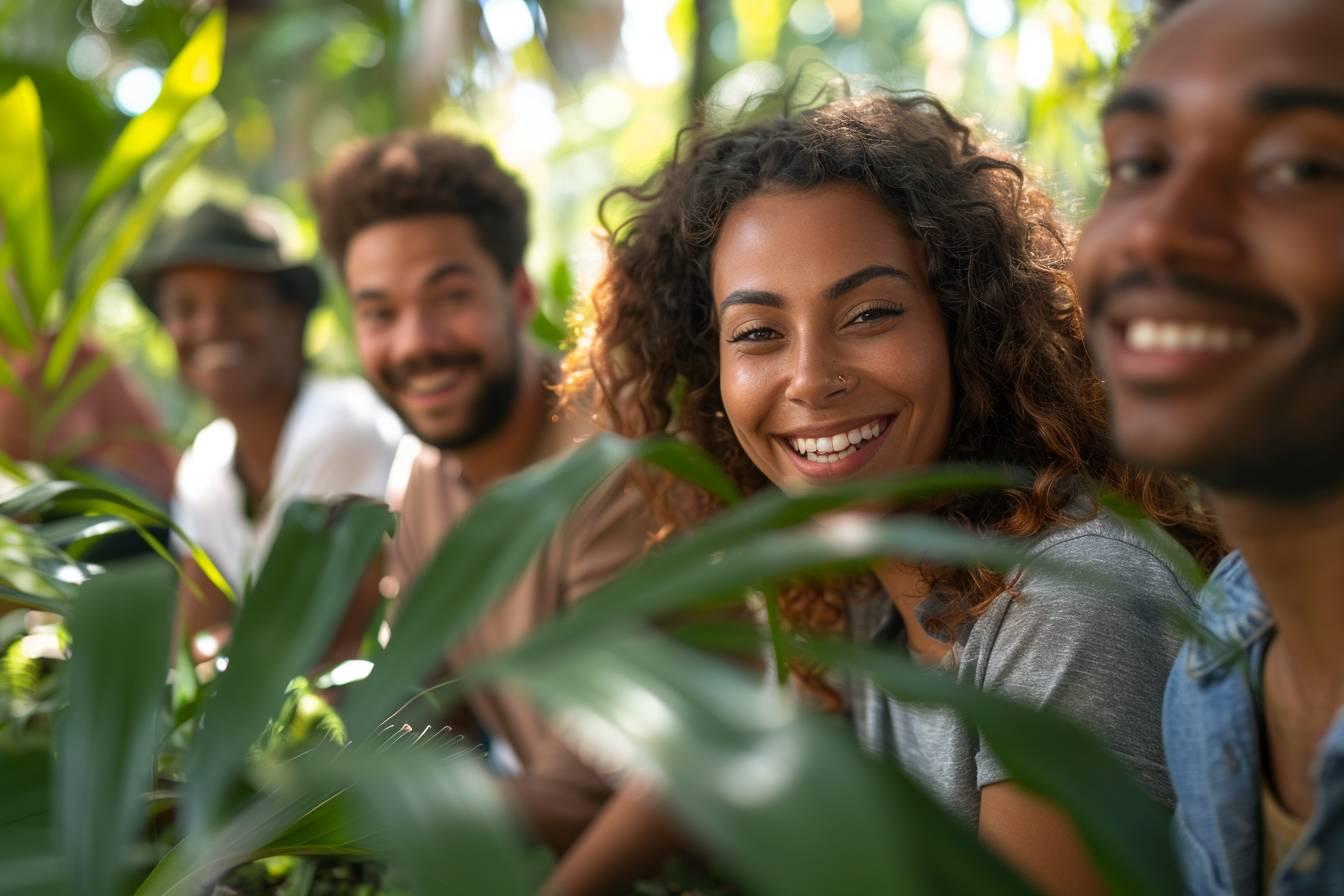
xmin=564 ymin=92 xmax=1222 ymax=645
xmin=308 ymin=131 xmax=529 ymax=277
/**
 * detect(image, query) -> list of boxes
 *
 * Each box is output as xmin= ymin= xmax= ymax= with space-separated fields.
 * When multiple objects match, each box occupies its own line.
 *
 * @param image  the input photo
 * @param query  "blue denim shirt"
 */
xmin=1165 ymin=551 xmax=1344 ymax=895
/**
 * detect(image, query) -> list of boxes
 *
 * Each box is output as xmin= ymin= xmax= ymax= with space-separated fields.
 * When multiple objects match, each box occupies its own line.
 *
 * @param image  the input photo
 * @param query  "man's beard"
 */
xmin=383 ymin=333 xmax=524 ymax=452
xmin=422 ymin=360 xmax=521 ymax=451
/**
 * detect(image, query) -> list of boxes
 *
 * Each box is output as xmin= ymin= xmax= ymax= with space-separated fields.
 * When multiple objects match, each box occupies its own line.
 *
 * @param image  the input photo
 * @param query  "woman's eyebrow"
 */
xmin=824 ymin=264 xmax=912 ymax=301
xmin=719 ymin=288 xmax=781 ymax=311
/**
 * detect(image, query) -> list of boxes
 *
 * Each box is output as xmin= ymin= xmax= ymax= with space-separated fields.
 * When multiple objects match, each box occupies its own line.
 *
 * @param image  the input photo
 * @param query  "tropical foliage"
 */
xmin=2 ymin=432 xmax=1186 ymax=894
xmin=0 ymin=3 xmax=1191 ymax=894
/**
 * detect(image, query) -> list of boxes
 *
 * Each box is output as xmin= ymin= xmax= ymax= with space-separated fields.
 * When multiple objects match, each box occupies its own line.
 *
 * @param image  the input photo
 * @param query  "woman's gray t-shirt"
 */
xmin=847 ymin=509 xmax=1198 ymax=830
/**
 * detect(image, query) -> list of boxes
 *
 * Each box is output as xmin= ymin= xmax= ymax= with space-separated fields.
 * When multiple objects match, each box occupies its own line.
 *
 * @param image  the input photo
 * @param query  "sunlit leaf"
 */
xmin=341 ymin=434 xmax=739 ymax=737
xmin=58 ymin=557 xmax=175 ymax=896
xmin=61 ymin=10 xmax=225 ymax=263
xmin=0 ymin=78 xmax=53 ymax=324
xmin=44 ymin=103 xmax=225 ymax=388
xmin=515 ymin=632 xmax=1034 ymax=895
xmin=0 ymin=584 xmax=68 ymax=615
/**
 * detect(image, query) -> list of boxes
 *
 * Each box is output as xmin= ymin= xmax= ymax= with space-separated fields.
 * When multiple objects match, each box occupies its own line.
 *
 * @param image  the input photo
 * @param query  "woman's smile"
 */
xmin=712 ymin=183 xmax=953 ymax=492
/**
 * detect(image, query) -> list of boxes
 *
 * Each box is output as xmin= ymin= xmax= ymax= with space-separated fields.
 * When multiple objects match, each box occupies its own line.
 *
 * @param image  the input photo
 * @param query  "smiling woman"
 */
xmin=564 ymin=92 xmax=1225 ymax=895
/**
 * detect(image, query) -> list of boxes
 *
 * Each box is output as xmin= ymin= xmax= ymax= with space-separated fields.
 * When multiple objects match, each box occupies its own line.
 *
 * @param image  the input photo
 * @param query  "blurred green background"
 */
xmin=0 ymin=0 xmax=1143 ymax=441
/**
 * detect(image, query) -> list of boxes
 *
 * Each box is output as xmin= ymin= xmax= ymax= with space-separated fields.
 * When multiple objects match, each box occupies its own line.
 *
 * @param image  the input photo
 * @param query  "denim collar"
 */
xmin=1185 ymin=551 xmax=1276 ymax=681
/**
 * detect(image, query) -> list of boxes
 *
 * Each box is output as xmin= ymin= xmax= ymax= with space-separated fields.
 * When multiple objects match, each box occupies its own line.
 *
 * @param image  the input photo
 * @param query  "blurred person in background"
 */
xmin=309 ymin=132 xmax=662 ymax=869
xmin=1076 ymin=0 xmax=1344 ymax=891
xmin=126 ymin=202 xmax=403 ymax=662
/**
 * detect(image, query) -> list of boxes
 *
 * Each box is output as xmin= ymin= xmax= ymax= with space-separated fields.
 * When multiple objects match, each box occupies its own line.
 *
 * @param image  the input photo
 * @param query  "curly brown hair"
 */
xmin=564 ymin=92 xmax=1222 ymax=642
xmin=308 ymin=131 xmax=529 ymax=278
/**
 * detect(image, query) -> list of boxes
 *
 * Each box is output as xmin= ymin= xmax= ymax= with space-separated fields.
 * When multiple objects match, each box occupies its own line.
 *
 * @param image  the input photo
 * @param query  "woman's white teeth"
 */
xmin=790 ymin=418 xmax=885 ymax=458
xmin=1125 ymin=318 xmax=1255 ymax=353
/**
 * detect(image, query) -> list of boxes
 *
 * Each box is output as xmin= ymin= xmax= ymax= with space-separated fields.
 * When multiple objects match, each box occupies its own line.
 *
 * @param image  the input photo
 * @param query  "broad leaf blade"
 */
xmin=0 ymin=78 xmax=53 ymax=324
xmin=803 ymin=639 xmax=1183 ymax=896
xmin=44 ymin=104 xmax=225 ymax=389
xmin=185 ymin=499 xmax=394 ymax=835
xmin=312 ymin=748 xmax=538 ymax=896
xmin=512 ymin=633 xmax=1034 ymax=895
xmin=62 ymin=11 xmax=225 ymax=261
xmin=135 ymin=778 xmax=367 ymax=896
xmin=58 ymin=557 xmax=175 ymax=896
xmin=341 ymin=434 xmax=733 ymax=736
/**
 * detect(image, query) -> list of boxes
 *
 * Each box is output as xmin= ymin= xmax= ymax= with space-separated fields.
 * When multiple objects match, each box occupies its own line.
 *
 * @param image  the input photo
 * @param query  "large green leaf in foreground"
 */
xmin=185 ymin=499 xmax=395 ymax=837
xmin=58 ymin=558 xmax=175 ymax=896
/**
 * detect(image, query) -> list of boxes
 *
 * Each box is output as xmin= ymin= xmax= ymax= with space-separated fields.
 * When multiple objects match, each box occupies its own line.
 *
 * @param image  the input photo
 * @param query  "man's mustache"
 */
xmin=1088 ymin=267 xmax=1296 ymax=325
xmin=382 ymin=352 xmax=484 ymax=388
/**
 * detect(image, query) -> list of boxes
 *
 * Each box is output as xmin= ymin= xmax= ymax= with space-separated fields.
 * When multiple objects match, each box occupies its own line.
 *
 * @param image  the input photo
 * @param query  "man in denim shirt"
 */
xmin=1073 ymin=0 xmax=1344 ymax=892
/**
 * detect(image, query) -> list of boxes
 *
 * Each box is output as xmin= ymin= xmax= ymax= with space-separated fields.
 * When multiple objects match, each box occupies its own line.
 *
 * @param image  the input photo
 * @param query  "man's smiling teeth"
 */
xmin=789 ymin=418 xmax=885 ymax=463
xmin=194 ymin=343 xmax=247 ymax=370
xmin=1124 ymin=318 xmax=1255 ymax=353
xmin=404 ymin=369 xmax=464 ymax=395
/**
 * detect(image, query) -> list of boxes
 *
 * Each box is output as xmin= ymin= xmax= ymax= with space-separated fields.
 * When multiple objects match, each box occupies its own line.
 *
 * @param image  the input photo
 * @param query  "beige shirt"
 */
xmin=385 ymin=423 xmax=653 ymax=844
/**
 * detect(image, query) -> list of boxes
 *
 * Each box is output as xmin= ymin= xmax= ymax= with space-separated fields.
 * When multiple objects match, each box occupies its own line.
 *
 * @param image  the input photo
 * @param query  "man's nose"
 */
xmin=386 ymin=306 xmax=453 ymax=367
xmin=1119 ymin=155 xmax=1243 ymax=269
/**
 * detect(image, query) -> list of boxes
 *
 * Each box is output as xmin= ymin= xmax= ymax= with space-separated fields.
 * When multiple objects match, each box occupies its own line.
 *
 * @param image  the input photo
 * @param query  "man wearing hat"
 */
xmin=128 ymin=202 xmax=404 ymax=659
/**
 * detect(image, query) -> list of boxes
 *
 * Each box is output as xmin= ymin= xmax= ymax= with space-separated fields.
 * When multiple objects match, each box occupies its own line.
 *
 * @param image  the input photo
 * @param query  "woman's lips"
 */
xmin=776 ymin=414 xmax=895 ymax=480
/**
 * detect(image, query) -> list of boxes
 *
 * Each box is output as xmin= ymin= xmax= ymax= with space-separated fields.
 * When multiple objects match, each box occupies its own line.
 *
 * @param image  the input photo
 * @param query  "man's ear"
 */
xmin=509 ymin=267 xmax=536 ymax=321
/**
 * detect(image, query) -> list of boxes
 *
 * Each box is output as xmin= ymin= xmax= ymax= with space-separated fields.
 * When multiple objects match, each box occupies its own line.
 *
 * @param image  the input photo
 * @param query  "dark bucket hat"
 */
xmin=125 ymin=202 xmax=322 ymax=313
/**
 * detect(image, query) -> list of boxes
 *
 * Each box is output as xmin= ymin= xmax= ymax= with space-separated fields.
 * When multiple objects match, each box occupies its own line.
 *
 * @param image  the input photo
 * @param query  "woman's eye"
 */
xmin=847 ymin=303 xmax=906 ymax=326
xmin=727 ymin=325 xmax=779 ymax=343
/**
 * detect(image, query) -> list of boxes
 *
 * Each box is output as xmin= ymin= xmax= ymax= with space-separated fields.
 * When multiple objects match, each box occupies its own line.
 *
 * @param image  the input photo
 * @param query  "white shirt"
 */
xmin=173 ymin=376 xmax=406 ymax=590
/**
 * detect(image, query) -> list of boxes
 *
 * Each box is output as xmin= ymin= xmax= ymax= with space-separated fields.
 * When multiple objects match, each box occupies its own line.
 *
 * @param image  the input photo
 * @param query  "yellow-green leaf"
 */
xmin=44 ymin=102 xmax=225 ymax=389
xmin=0 ymin=78 xmax=53 ymax=325
xmin=61 ymin=10 xmax=225 ymax=263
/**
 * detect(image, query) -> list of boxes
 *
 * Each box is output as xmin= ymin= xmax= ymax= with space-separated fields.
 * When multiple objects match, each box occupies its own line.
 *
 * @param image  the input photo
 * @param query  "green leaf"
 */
xmin=0 ymin=242 xmax=33 ymax=348
xmin=44 ymin=103 xmax=225 ymax=389
xmin=1099 ymin=492 xmax=1210 ymax=591
xmin=0 ymin=348 xmax=28 ymax=401
xmin=136 ymin=779 xmax=369 ymax=896
xmin=801 ymin=639 xmax=1183 ymax=895
xmin=0 ymin=78 xmax=53 ymax=324
xmin=58 ymin=557 xmax=175 ymax=896
xmin=34 ymin=514 xmax=134 ymax=549
xmin=312 ymin=748 xmax=539 ymax=896
xmin=61 ymin=10 xmax=225 ymax=264
xmin=35 ymin=350 xmax=112 ymax=446
xmin=0 ymin=584 xmax=67 ymax=614
xmin=514 ymin=633 xmax=1034 ymax=895
xmin=341 ymin=435 xmax=737 ymax=737
xmin=185 ymin=499 xmax=395 ymax=835
xmin=507 ymin=479 xmax=1027 ymax=668
xmin=0 ymin=749 xmax=61 ymax=895
xmin=0 ymin=474 xmax=233 ymax=601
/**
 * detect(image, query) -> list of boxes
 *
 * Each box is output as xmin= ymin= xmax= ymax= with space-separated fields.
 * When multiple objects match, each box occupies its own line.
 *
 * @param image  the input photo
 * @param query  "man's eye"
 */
xmin=358 ymin=307 xmax=394 ymax=325
xmin=1262 ymin=158 xmax=1344 ymax=187
xmin=1108 ymin=156 xmax=1165 ymax=184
